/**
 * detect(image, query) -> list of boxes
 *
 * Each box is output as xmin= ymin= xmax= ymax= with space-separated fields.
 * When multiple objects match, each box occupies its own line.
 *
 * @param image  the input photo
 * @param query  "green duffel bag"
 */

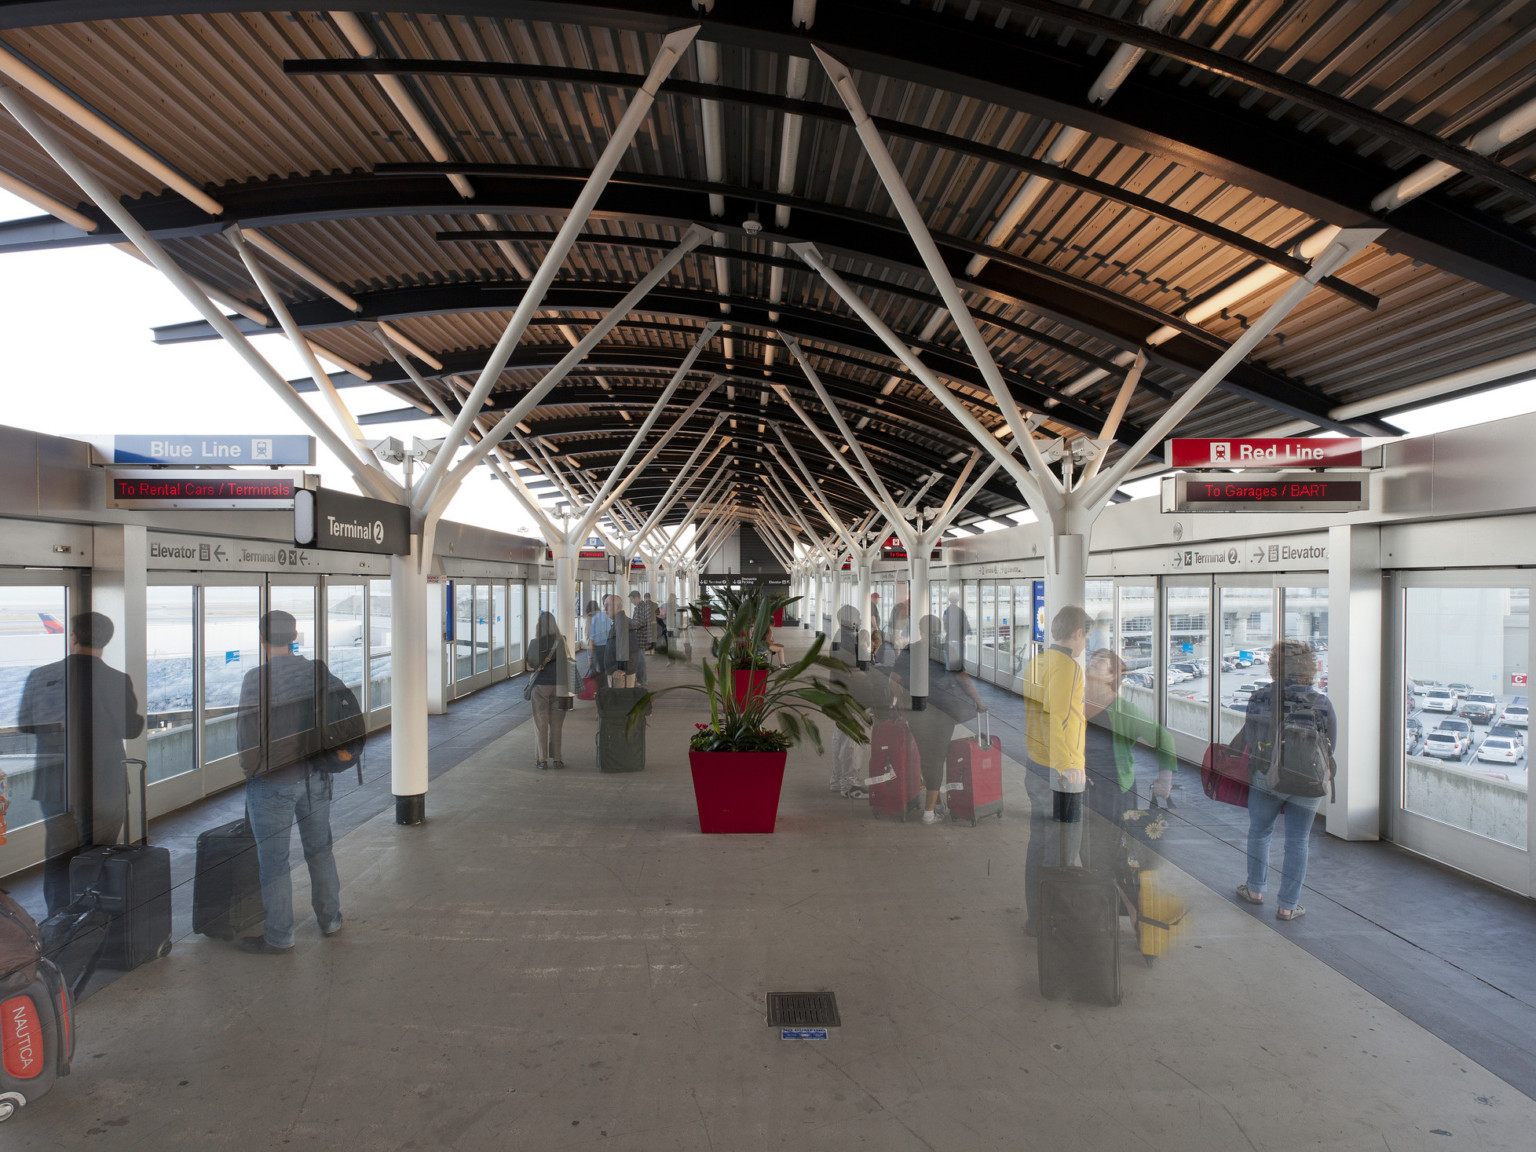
xmin=596 ymin=686 xmax=648 ymax=773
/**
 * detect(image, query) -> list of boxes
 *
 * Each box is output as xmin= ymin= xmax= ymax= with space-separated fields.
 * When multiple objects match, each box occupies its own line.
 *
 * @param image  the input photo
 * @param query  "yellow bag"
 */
xmin=1136 ymin=869 xmax=1188 ymax=959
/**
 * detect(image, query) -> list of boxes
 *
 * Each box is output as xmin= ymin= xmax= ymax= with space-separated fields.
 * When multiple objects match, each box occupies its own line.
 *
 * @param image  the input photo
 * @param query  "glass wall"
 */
xmin=979 ymin=581 xmax=997 ymax=673
xmin=454 ymin=582 xmax=476 ymax=682
xmin=270 ymin=584 xmax=316 ymax=659
xmin=996 ymin=582 xmax=1013 ymax=681
xmin=328 ymin=583 xmax=366 ymax=709
xmin=492 ymin=584 xmax=507 ymax=669
xmin=507 ymin=583 xmax=524 ymax=666
xmin=202 ymin=585 xmax=261 ymax=765
xmin=145 ymin=585 xmax=196 ymax=784
xmin=0 ymin=583 xmax=70 ymax=833
xmin=474 ymin=584 xmax=491 ymax=675
xmin=964 ymin=582 xmax=979 ymax=665
xmin=1218 ymin=585 xmax=1275 ymax=745
xmin=1164 ymin=583 xmax=1211 ymax=743
xmin=1402 ymin=585 xmax=1528 ymax=850
xmin=369 ymin=577 xmax=392 ymax=711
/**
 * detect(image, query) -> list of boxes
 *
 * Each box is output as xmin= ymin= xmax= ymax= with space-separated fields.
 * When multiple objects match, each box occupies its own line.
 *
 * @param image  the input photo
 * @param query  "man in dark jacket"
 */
xmin=235 ymin=610 xmax=352 ymax=954
xmin=19 ymin=612 xmax=144 ymax=914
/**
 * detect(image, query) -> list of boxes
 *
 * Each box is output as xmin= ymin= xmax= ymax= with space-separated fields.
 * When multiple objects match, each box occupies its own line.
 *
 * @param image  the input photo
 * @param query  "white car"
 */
xmin=1422 ymin=731 xmax=1465 ymax=760
xmin=1504 ymin=704 xmax=1528 ymax=728
xmin=1166 ymin=666 xmax=1191 ymax=684
xmin=1421 ymin=688 xmax=1456 ymax=713
xmin=1476 ymin=737 xmax=1521 ymax=767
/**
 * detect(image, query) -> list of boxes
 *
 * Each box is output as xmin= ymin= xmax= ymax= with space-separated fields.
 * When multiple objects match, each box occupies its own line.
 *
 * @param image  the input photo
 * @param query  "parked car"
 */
xmin=1224 ymin=650 xmax=1252 ymax=668
xmin=1459 ymin=700 xmax=1496 ymax=724
xmin=1502 ymin=704 xmax=1528 ymax=728
xmin=1171 ymin=662 xmax=1202 ymax=680
xmin=1476 ymin=737 xmax=1522 ymax=767
xmin=1487 ymin=723 xmax=1525 ymax=749
xmin=1446 ymin=682 xmax=1474 ymax=700
xmin=1423 ymin=731 xmax=1465 ymax=760
xmin=1166 ymin=666 xmax=1191 ymax=684
xmin=1121 ymin=671 xmax=1154 ymax=689
xmin=1421 ymin=688 xmax=1456 ymax=713
xmin=1405 ymin=717 xmax=1425 ymax=756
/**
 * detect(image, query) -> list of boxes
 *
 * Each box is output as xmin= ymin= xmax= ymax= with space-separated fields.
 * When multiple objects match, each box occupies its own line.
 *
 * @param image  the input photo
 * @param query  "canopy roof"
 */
xmin=2 ymin=2 xmax=1534 ymax=540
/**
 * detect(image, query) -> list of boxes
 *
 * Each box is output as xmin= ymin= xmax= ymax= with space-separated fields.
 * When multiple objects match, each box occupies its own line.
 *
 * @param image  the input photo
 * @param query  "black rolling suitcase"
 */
xmin=192 ymin=818 xmax=263 ymax=941
xmin=596 ymin=686 xmax=648 ymax=772
xmin=65 ymin=759 xmax=172 ymax=975
xmin=1037 ymin=866 xmax=1122 ymax=1006
xmin=1 ymin=893 xmax=74 ymax=1124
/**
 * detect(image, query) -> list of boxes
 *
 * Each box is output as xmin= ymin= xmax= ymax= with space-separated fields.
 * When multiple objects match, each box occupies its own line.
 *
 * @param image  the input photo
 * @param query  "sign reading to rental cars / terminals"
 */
xmin=112 ymin=435 xmax=315 ymax=466
xmin=109 ymin=470 xmax=302 ymax=509
xmin=1166 ymin=438 xmax=1365 ymax=468
xmin=294 ymin=487 xmax=410 ymax=555
xmin=1161 ymin=472 xmax=1369 ymax=513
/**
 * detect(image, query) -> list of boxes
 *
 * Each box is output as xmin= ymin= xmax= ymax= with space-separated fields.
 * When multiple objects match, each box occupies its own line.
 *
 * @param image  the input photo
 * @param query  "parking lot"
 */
xmin=1406 ymin=687 xmax=1529 ymax=781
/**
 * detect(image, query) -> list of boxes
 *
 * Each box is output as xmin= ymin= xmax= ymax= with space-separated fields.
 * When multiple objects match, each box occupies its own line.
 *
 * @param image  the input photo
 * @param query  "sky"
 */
xmin=3 ymin=187 xmax=1534 ymax=541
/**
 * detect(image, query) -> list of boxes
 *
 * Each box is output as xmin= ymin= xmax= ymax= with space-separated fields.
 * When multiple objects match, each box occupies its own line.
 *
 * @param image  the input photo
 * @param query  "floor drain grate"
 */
xmin=766 ymin=992 xmax=841 ymax=1028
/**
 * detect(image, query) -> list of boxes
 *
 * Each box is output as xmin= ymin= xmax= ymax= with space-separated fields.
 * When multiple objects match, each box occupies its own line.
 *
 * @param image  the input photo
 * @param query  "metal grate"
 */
xmin=766 ymin=992 xmax=841 ymax=1028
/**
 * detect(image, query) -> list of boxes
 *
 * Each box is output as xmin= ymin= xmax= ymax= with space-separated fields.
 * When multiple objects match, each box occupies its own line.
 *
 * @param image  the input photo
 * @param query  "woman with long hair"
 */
xmin=530 ymin=610 xmax=570 ymax=770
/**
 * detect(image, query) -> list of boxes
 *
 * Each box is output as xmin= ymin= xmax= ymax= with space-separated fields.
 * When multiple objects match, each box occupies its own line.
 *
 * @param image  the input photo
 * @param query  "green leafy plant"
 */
xmin=627 ymin=589 xmax=871 ymax=754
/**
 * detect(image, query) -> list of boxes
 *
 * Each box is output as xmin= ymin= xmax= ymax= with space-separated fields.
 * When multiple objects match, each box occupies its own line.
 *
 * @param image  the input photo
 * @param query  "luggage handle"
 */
xmin=122 ymin=758 xmax=149 ymax=847
xmin=971 ymin=709 xmax=991 ymax=747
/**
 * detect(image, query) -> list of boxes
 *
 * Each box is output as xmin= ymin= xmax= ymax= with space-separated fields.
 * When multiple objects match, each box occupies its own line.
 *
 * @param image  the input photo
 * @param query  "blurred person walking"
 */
xmin=529 ymin=611 xmax=571 ymax=770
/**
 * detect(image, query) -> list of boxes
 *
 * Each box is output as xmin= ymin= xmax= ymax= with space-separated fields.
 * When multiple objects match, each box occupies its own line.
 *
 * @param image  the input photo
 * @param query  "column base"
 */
xmin=857 ymin=659 xmax=869 ymax=671
xmin=910 ymin=695 xmax=928 ymax=711
xmin=395 ymin=794 xmax=426 ymax=825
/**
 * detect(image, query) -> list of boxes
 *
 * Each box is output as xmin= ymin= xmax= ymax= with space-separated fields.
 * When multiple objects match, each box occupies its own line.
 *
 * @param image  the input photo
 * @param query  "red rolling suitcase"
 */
xmin=0 ymin=894 xmax=74 ymax=1124
xmin=944 ymin=712 xmax=1003 ymax=825
xmin=863 ymin=705 xmax=922 ymax=820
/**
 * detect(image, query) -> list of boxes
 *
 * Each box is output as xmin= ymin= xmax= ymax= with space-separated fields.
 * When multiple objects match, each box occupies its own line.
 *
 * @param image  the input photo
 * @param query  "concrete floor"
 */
xmin=8 ymin=630 xmax=1536 ymax=1149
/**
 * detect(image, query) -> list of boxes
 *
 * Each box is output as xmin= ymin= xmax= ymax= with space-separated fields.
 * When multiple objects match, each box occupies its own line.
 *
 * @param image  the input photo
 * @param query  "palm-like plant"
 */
xmin=627 ymin=589 xmax=870 ymax=753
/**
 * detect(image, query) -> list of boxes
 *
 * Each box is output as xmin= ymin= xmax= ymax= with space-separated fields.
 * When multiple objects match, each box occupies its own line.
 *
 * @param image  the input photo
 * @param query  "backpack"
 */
xmin=319 ymin=674 xmax=367 ymax=782
xmin=0 ymin=891 xmax=42 ymax=982
xmin=1251 ymin=685 xmax=1335 ymax=800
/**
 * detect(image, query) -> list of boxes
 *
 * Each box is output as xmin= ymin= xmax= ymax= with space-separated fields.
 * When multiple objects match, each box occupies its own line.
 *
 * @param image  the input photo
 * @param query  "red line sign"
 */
xmin=1167 ymin=438 xmax=1364 ymax=468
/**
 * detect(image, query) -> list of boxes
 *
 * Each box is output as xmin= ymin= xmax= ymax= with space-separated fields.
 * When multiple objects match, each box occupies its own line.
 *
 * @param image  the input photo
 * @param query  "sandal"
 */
xmin=1276 ymin=906 xmax=1306 ymax=921
xmin=1236 ymin=884 xmax=1264 ymax=905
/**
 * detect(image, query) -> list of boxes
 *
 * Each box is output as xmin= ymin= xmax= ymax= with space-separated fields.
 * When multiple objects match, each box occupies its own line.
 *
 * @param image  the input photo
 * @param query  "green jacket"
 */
xmin=1090 ymin=694 xmax=1177 ymax=792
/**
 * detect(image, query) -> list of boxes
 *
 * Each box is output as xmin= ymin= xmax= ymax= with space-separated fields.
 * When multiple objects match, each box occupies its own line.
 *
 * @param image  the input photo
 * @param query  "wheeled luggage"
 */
xmin=192 ymin=818 xmax=263 ymax=941
xmin=64 ymin=759 xmax=172 ymax=975
xmin=596 ymin=686 xmax=648 ymax=773
xmin=944 ymin=712 xmax=1003 ymax=825
xmin=0 ymin=894 xmax=73 ymax=1123
xmin=1037 ymin=867 xmax=1122 ymax=1005
xmin=864 ymin=706 xmax=923 ymax=820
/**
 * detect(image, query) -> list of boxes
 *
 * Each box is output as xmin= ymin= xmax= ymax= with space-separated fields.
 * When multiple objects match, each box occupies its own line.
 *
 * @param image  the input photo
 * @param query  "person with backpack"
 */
xmin=1234 ymin=639 xmax=1337 ymax=923
xmin=235 ymin=611 xmax=357 ymax=954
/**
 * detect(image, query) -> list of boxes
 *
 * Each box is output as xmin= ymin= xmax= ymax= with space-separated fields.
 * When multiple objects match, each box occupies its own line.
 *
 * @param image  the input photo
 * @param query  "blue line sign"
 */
xmin=114 ymin=435 xmax=315 ymax=466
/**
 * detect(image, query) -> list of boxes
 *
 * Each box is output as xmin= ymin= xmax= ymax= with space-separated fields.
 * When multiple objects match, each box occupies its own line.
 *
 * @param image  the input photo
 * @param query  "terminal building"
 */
xmin=1 ymin=2 xmax=1535 ymax=1146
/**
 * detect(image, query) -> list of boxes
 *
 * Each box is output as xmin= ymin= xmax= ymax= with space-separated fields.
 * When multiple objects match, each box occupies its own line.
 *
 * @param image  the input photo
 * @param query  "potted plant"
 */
xmin=629 ymin=590 xmax=870 ymax=833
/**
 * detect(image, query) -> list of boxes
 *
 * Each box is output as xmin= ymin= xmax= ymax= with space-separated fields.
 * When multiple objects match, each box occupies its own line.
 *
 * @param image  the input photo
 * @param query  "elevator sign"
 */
xmin=1166 ymin=439 xmax=1365 ymax=469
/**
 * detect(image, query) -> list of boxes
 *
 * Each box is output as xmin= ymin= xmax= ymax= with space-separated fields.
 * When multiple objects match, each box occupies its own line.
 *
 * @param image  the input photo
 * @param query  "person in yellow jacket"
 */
xmin=1021 ymin=605 xmax=1091 ymax=936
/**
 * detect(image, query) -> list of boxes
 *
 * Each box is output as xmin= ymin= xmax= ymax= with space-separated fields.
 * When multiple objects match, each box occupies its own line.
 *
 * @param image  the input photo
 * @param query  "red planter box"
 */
xmin=732 ymin=669 xmax=770 ymax=707
xmin=688 ymin=751 xmax=789 ymax=833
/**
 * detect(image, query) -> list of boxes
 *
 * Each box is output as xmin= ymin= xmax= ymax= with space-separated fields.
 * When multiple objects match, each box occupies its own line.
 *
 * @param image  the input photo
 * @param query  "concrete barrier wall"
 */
xmin=1405 ymin=755 xmax=1528 ymax=848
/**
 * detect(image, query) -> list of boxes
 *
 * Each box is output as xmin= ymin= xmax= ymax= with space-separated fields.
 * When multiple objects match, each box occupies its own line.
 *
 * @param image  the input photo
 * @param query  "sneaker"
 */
xmin=536 ymin=760 xmax=548 ymax=771
xmin=842 ymin=785 xmax=868 ymax=800
xmin=921 ymin=809 xmax=938 ymax=825
xmin=236 ymin=936 xmax=292 ymax=955
xmin=321 ymin=918 xmax=343 ymax=938
xmin=553 ymin=761 xmax=566 ymax=770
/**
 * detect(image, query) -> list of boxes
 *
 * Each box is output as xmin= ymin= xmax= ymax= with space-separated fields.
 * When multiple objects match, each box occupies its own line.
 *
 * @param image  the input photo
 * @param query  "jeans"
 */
xmin=1024 ymin=764 xmax=1084 ymax=928
xmin=1245 ymin=786 xmax=1325 ymax=911
xmin=246 ymin=772 xmax=342 ymax=948
xmin=532 ymin=683 xmax=565 ymax=762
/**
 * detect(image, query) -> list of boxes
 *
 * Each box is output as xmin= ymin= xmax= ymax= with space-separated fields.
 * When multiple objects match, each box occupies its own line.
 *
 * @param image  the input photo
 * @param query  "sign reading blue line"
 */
xmin=114 ymin=435 xmax=315 ymax=466
xmin=780 ymin=1028 xmax=828 ymax=1040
